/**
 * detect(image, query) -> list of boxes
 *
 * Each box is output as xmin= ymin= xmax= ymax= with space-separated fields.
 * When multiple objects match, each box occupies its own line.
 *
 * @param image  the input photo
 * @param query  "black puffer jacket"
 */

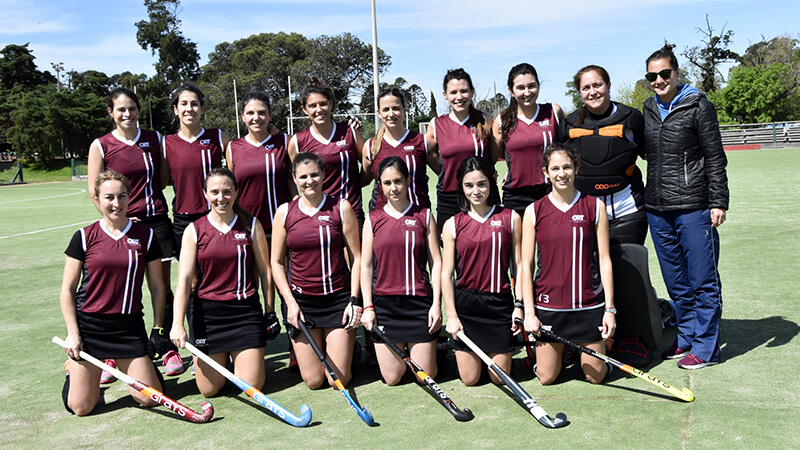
xmin=642 ymin=91 xmax=729 ymax=211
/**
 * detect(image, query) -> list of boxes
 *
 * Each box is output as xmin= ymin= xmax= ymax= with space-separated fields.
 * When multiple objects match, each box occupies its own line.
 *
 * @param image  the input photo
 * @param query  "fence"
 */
xmin=719 ymin=121 xmax=800 ymax=148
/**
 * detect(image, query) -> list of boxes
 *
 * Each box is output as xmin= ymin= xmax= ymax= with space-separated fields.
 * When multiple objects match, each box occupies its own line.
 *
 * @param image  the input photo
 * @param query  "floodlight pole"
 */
xmin=371 ymin=0 xmax=380 ymax=126
xmin=233 ymin=79 xmax=241 ymax=139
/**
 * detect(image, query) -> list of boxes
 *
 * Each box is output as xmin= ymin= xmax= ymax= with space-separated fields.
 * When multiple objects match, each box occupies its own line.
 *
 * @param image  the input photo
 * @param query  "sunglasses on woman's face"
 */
xmin=645 ymin=68 xmax=674 ymax=82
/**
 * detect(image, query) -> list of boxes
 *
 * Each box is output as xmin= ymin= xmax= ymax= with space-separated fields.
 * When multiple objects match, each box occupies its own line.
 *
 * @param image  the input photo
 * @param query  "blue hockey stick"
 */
xmin=185 ymin=342 xmax=312 ymax=427
xmin=297 ymin=320 xmax=374 ymax=426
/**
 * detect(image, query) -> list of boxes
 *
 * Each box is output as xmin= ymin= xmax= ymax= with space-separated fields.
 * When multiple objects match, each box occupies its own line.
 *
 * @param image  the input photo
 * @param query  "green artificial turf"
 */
xmin=0 ymin=148 xmax=798 ymax=447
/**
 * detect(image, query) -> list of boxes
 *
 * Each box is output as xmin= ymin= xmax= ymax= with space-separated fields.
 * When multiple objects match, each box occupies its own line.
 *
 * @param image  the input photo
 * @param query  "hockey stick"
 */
xmin=514 ymin=319 xmax=694 ymax=402
xmin=455 ymin=331 xmax=569 ymax=428
xmin=371 ymin=326 xmax=473 ymax=421
xmin=52 ymin=336 xmax=214 ymax=423
xmin=296 ymin=320 xmax=374 ymax=426
xmin=184 ymin=342 xmax=312 ymax=427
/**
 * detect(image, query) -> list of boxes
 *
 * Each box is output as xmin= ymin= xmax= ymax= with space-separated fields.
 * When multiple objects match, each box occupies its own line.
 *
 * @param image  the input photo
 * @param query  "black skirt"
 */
xmin=188 ymin=294 xmax=266 ymax=354
xmin=372 ymin=295 xmax=437 ymax=343
xmin=451 ymin=288 xmax=514 ymax=354
xmin=534 ymin=306 xmax=604 ymax=344
xmin=76 ymin=311 xmax=149 ymax=360
xmin=287 ymin=289 xmax=351 ymax=330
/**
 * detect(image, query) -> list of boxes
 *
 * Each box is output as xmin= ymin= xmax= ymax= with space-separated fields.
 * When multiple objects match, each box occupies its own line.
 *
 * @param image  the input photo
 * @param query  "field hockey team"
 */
xmin=58 ymin=42 xmax=728 ymax=415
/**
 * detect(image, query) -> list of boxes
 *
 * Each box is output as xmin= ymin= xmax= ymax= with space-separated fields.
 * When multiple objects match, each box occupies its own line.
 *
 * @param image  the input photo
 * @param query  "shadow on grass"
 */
xmin=721 ymin=315 xmax=799 ymax=361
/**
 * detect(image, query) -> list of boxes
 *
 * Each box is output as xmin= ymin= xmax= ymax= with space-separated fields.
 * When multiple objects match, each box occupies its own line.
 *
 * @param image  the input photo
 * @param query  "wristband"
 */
xmin=350 ymin=296 xmax=363 ymax=307
xmin=514 ymin=301 xmax=524 ymax=310
xmin=363 ymin=306 xmax=374 ymax=312
xmin=151 ymin=326 xmax=164 ymax=335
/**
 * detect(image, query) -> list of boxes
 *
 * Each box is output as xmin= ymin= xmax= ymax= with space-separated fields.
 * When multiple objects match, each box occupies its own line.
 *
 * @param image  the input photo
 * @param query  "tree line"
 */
xmin=2 ymin=3 xmax=798 ymax=163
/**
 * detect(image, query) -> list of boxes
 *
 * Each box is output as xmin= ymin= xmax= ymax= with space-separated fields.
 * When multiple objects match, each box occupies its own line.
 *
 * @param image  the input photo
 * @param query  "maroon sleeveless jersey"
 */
xmin=163 ymin=128 xmax=223 ymax=214
xmin=65 ymin=220 xmax=161 ymax=314
xmin=366 ymin=130 xmax=431 ymax=209
xmin=432 ymin=114 xmax=491 ymax=193
xmin=503 ymin=103 xmax=557 ymax=190
xmin=96 ymin=129 xmax=167 ymax=218
xmin=285 ymin=195 xmax=348 ymax=296
xmin=193 ymin=215 xmax=258 ymax=301
xmin=229 ymin=134 xmax=291 ymax=230
xmin=533 ymin=193 xmax=602 ymax=310
xmin=452 ymin=206 xmax=513 ymax=293
xmin=295 ymin=122 xmax=362 ymax=216
xmin=369 ymin=204 xmax=432 ymax=297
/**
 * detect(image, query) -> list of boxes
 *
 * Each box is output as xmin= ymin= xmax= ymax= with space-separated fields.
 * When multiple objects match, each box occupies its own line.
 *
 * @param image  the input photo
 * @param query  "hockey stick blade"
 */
xmin=371 ymin=327 xmax=474 ymax=421
xmin=52 ymin=336 xmax=214 ymax=423
xmin=544 ymin=329 xmax=695 ymax=401
xmin=184 ymin=342 xmax=312 ymax=426
xmin=514 ymin=319 xmax=695 ymax=402
xmin=456 ymin=331 xmax=568 ymax=428
xmin=297 ymin=321 xmax=374 ymax=425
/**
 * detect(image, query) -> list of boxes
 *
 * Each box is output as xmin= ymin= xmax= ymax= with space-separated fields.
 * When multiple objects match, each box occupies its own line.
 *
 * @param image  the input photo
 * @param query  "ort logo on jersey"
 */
xmin=490 ymin=220 xmax=502 ymax=227
xmin=138 ymin=142 xmax=150 ymax=148
xmin=195 ymin=339 xmax=206 ymax=345
xmin=404 ymin=219 xmax=417 ymax=227
xmin=336 ymin=140 xmax=348 ymax=147
xmin=126 ymin=238 xmax=141 ymax=248
xmin=234 ymin=232 xmax=247 ymax=241
xmin=540 ymin=119 xmax=551 ymax=127
xmin=571 ymin=215 xmax=585 ymax=222
xmin=318 ymin=216 xmax=330 ymax=222
xmin=200 ymin=139 xmax=211 ymax=145
xmin=403 ymin=145 xmax=415 ymax=152
xmin=264 ymin=144 xmax=275 ymax=149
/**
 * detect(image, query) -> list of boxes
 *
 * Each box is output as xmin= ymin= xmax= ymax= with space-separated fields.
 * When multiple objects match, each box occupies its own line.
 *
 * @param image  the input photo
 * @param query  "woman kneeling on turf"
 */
xmin=520 ymin=143 xmax=616 ymax=385
xmin=59 ymin=170 xmax=167 ymax=415
xmin=170 ymin=168 xmax=273 ymax=397
xmin=442 ymin=156 xmax=523 ymax=386
xmin=271 ymin=152 xmax=362 ymax=389
xmin=361 ymin=156 xmax=442 ymax=385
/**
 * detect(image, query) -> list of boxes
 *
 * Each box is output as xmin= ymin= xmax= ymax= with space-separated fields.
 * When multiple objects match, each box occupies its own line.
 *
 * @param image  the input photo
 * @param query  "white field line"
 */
xmin=0 ymin=188 xmax=86 ymax=205
xmin=0 ymin=221 xmax=94 ymax=240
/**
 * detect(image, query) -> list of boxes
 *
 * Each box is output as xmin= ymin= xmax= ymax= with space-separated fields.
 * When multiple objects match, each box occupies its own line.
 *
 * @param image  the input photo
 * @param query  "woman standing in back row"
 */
xmin=362 ymin=88 xmax=432 ymax=211
xmin=289 ymin=78 xmax=367 ymax=229
xmin=426 ymin=69 xmax=497 ymax=231
xmin=642 ymin=44 xmax=728 ymax=370
xmin=87 ymin=88 xmax=181 ymax=378
xmin=492 ymin=63 xmax=564 ymax=218
xmin=161 ymin=83 xmax=228 ymax=376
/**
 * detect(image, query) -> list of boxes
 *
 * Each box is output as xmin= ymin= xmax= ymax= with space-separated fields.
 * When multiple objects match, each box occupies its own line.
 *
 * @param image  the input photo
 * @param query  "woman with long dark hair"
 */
xmin=361 ymin=156 xmax=441 ymax=385
xmin=170 ymin=167 xmax=272 ymax=397
xmin=492 ymin=63 xmax=564 ymax=218
xmin=87 ymin=87 xmax=180 ymax=378
xmin=442 ymin=156 xmax=521 ymax=386
xmin=519 ymin=143 xmax=615 ymax=385
xmin=426 ymin=69 xmax=497 ymax=231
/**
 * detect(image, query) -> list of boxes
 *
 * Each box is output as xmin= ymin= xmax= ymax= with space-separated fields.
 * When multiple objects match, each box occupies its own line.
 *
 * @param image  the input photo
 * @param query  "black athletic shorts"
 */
xmin=137 ymin=213 xmax=175 ymax=260
xmin=172 ymin=211 xmax=208 ymax=259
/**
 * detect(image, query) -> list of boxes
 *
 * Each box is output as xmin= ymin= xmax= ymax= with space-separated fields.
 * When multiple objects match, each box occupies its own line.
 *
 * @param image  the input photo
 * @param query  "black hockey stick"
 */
xmin=371 ymin=326 xmax=474 ymax=421
xmin=456 ymin=330 xmax=569 ymax=428
xmin=514 ymin=319 xmax=694 ymax=402
xmin=296 ymin=320 xmax=375 ymax=425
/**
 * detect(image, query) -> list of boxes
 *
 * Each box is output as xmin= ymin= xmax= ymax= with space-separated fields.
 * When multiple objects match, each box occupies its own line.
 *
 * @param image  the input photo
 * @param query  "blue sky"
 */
xmin=2 ymin=0 xmax=799 ymax=116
